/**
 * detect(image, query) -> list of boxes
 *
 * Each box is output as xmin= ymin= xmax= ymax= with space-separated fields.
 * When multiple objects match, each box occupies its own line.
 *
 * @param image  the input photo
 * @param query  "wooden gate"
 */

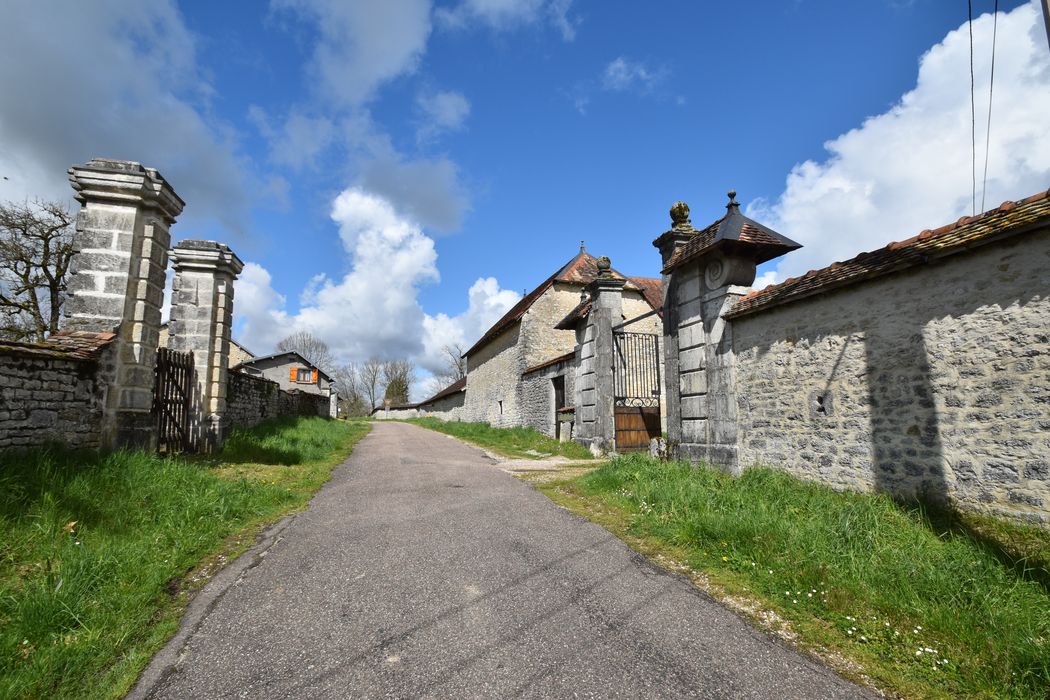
xmin=153 ymin=347 xmax=195 ymax=453
xmin=613 ymin=331 xmax=661 ymax=451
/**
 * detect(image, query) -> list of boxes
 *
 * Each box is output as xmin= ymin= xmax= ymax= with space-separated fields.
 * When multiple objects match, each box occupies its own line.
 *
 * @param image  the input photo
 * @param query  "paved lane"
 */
xmin=134 ymin=422 xmax=870 ymax=699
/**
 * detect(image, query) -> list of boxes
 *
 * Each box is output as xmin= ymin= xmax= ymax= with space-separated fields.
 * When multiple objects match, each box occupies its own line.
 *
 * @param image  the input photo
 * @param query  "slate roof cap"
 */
xmin=662 ymin=192 xmax=801 ymax=273
xmin=0 ymin=330 xmax=117 ymax=361
xmin=727 ymin=188 xmax=1050 ymax=318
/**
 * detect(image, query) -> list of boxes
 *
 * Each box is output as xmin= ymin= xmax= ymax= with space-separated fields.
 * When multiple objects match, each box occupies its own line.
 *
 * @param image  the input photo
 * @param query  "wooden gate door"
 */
xmin=153 ymin=347 xmax=195 ymax=453
xmin=613 ymin=331 xmax=661 ymax=451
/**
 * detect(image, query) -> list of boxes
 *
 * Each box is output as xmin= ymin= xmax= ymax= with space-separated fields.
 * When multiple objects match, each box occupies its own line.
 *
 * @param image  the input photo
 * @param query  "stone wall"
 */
xmin=463 ymin=324 xmax=523 ymax=427
xmin=420 ymin=391 xmax=465 ymax=420
xmin=522 ymin=356 xmax=575 ymax=438
xmin=0 ymin=347 xmax=108 ymax=451
xmin=733 ymin=230 xmax=1050 ymax=521
xmin=521 ymin=282 xmax=586 ymax=368
xmin=226 ymin=370 xmax=329 ymax=430
xmin=374 ymin=406 xmax=421 ymax=420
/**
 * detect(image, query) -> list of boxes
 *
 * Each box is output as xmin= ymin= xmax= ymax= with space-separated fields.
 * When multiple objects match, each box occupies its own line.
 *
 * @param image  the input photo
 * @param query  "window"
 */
xmin=297 ymin=368 xmax=313 ymax=383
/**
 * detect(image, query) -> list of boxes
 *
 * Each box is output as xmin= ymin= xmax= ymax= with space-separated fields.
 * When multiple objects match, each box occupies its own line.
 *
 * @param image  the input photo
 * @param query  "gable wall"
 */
xmin=463 ymin=324 xmax=523 ymax=427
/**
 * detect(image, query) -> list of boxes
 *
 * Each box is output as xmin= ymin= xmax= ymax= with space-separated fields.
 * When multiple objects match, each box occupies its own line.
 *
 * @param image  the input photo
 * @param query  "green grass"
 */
xmin=538 ymin=454 xmax=1050 ymax=700
xmin=0 ymin=416 xmax=369 ymax=700
xmin=404 ymin=417 xmax=594 ymax=460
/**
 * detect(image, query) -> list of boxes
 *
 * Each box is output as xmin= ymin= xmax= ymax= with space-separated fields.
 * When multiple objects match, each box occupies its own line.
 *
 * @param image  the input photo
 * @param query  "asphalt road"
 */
xmin=132 ymin=421 xmax=871 ymax=699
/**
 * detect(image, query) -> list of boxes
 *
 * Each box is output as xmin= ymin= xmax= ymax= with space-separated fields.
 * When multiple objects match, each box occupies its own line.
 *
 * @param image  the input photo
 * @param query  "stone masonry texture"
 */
xmin=732 ymin=229 xmax=1050 ymax=522
xmin=226 ymin=370 xmax=330 ymax=430
xmin=0 ymin=348 xmax=108 ymax=450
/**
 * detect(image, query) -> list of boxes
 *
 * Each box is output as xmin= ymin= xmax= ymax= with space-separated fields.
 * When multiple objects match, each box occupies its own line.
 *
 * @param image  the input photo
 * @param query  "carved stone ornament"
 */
xmin=670 ymin=201 xmax=691 ymax=227
xmin=705 ymin=257 xmax=728 ymax=288
xmin=596 ymin=256 xmax=612 ymax=277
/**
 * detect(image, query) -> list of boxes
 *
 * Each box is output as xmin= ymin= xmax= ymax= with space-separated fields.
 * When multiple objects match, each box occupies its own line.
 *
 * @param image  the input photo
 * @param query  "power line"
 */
xmin=968 ymin=0 xmax=976 ymax=217
xmin=980 ymin=0 xmax=999 ymax=213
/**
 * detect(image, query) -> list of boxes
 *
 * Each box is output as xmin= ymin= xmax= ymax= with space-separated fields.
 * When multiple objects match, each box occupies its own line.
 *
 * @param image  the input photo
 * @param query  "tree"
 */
xmin=276 ymin=330 xmax=332 ymax=371
xmin=359 ymin=357 xmax=385 ymax=411
xmin=0 ymin=199 xmax=76 ymax=342
xmin=432 ymin=343 xmax=466 ymax=386
xmin=331 ymin=362 xmax=369 ymax=417
xmin=382 ymin=359 xmax=415 ymax=405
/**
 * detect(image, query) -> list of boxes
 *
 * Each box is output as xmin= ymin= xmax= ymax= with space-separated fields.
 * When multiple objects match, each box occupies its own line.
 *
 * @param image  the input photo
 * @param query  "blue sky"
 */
xmin=1 ymin=1 xmax=1048 ymax=397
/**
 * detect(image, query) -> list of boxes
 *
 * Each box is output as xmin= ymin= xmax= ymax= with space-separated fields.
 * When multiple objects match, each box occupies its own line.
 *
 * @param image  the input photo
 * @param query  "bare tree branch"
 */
xmin=276 ymin=330 xmax=333 ymax=371
xmin=0 ymin=199 xmax=76 ymax=342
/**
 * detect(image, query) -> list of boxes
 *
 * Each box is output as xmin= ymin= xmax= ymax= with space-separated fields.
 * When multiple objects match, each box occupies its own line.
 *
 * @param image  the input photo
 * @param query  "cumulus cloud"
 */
xmin=416 ymin=90 xmax=472 ymax=141
xmin=0 ymin=1 xmax=250 ymax=235
xmin=602 ymin=57 xmax=661 ymax=92
xmin=272 ymin=0 xmax=432 ymax=108
xmin=233 ymin=188 xmax=519 ymax=374
xmin=357 ymin=148 xmax=471 ymax=232
xmin=436 ymin=0 xmax=578 ymax=39
xmin=248 ymin=106 xmax=336 ymax=171
xmin=750 ymin=2 xmax=1050 ymax=280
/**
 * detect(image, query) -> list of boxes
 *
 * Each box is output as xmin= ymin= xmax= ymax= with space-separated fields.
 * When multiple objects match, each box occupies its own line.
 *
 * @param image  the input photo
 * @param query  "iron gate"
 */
xmin=613 ymin=331 xmax=661 ymax=450
xmin=153 ymin=347 xmax=194 ymax=453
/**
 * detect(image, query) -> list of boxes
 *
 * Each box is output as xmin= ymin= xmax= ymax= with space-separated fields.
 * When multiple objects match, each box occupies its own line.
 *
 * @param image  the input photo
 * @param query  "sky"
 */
xmin=1 ymin=1 xmax=1048 ymax=399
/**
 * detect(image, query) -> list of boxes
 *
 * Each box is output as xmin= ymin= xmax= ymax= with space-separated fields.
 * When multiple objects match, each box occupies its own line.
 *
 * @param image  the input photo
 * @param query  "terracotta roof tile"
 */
xmin=420 ymin=376 xmax=466 ymax=405
xmin=727 ymin=188 xmax=1050 ymax=318
xmin=523 ymin=351 xmax=575 ymax=376
xmin=464 ymin=249 xmax=645 ymax=357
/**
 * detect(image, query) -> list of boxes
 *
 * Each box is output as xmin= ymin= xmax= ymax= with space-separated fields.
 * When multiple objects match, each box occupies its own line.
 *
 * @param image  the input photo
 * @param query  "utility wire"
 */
xmin=980 ymin=0 xmax=999 ymax=213
xmin=968 ymin=0 xmax=977 ymax=217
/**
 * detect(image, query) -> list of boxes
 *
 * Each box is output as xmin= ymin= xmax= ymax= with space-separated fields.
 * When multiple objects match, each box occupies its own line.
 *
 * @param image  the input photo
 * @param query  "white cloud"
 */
xmin=436 ymin=0 xmax=577 ymax=39
xmin=750 ymin=269 xmax=780 ymax=291
xmin=248 ymin=106 xmax=336 ymax=171
xmin=357 ymin=147 xmax=470 ymax=232
xmin=750 ymin=2 xmax=1050 ymax=280
xmin=602 ymin=57 xmax=661 ymax=92
xmin=0 ymin=1 xmax=250 ymax=235
xmin=416 ymin=90 xmax=472 ymax=141
xmin=233 ymin=189 xmax=519 ymax=375
xmin=272 ymin=0 xmax=432 ymax=108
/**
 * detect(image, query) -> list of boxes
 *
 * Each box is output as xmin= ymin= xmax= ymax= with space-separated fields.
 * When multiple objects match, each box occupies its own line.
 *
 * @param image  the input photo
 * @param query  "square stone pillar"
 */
xmin=65 ymin=159 xmax=185 ymax=449
xmin=168 ymin=241 xmax=244 ymax=451
xmin=574 ymin=256 xmax=625 ymax=455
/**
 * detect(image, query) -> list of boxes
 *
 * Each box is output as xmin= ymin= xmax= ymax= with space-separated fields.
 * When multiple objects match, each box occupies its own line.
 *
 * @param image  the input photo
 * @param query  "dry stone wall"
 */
xmin=226 ymin=370 xmax=329 ymax=430
xmin=732 ymin=230 xmax=1050 ymax=521
xmin=0 ymin=348 xmax=108 ymax=450
xmin=522 ymin=357 xmax=575 ymax=438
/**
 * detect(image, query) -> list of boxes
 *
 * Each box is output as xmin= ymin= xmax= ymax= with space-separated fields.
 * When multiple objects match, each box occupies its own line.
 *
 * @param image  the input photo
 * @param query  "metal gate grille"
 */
xmin=153 ymin=347 xmax=194 ymax=453
xmin=613 ymin=332 xmax=660 ymax=407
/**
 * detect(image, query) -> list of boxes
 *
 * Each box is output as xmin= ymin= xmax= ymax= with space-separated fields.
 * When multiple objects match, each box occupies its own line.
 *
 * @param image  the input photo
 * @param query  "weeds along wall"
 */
xmin=226 ymin=370 xmax=330 ymax=430
xmin=730 ymin=229 xmax=1050 ymax=522
xmin=0 ymin=344 xmax=110 ymax=450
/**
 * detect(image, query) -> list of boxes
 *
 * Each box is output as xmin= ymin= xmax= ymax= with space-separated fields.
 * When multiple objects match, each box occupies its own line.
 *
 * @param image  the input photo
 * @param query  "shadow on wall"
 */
xmin=736 ymin=234 xmax=1048 ymax=515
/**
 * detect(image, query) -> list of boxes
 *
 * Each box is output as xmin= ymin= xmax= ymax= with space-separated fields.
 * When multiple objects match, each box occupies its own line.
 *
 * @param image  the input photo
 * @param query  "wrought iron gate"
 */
xmin=153 ymin=347 xmax=194 ymax=453
xmin=613 ymin=331 xmax=661 ymax=451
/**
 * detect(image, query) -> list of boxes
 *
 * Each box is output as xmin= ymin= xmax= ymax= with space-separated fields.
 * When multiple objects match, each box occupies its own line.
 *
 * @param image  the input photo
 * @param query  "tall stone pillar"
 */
xmin=168 ymin=241 xmax=244 ymax=451
xmin=575 ymin=256 xmax=625 ymax=454
xmin=65 ymin=159 xmax=184 ymax=449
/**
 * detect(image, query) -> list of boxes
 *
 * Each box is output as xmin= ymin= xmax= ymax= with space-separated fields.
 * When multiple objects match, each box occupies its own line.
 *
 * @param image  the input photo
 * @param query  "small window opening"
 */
xmin=297 ymin=368 xmax=313 ymax=382
xmin=498 ymin=400 xmax=503 ymax=415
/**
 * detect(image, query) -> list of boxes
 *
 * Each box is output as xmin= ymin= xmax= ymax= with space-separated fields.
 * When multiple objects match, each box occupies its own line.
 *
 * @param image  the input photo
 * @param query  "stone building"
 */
xmin=234 ymin=351 xmax=337 ymax=418
xmin=460 ymin=246 xmax=662 ymax=436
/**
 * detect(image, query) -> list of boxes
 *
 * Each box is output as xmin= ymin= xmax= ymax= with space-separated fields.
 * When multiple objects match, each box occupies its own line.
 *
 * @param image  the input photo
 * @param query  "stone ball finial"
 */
xmin=727 ymin=190 xmax=739 ymax=206
xmin=670 ymin=201 xmax=691 ymax=226
xmin=596 ymin=255 xmax=612 ymax=276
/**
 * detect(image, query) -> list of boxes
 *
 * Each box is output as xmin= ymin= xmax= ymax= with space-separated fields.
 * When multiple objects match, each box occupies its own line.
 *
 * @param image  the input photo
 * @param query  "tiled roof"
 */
xmin=523 ymin=351 xmax=575 ymax=376
xmin=554 ymin=277 xmax=663 ymax=330
xmin=0 ymin=329 xmax=116 ymax=362
xmin=628 ymin=276 xmax=664 ymax=312
xmin=727 ymin=188 xmax=1050 ymax=319
xmin=233 ymin=350 xmax=333 ymax=381
xmin=463 ymin=249 xmax=644 ymax=357
xmin=420 ymin=376 xmax=466 ymax=405
xmin=662 ymin=194 xmax=801 ymax=273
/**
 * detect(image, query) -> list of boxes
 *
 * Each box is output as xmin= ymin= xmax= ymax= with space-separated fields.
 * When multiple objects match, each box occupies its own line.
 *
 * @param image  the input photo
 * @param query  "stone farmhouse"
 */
xmin=234 ymin=351 xmax=337 ymax=418
xmin=460 ymin=247 xmax=662 ymax=435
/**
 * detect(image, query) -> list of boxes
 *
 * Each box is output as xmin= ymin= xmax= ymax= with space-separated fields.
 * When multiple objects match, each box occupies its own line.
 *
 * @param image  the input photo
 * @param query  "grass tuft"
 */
xmin=542 ymin=454 xmax=1050 ymax=700
xmin=405 ymin=417 xmax=594 ymax=460
xmin=0 ymin=416 xmax=369 ymax=700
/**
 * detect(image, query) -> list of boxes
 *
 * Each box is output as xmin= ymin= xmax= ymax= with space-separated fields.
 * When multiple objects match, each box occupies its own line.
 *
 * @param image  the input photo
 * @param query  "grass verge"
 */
xmin=404 ymin=417 xmax=594 ymax=461
xmin=535 ymin=454 xmax=1050 ymax=700
xmin=0 ymin=416 xmax=370 ymax=700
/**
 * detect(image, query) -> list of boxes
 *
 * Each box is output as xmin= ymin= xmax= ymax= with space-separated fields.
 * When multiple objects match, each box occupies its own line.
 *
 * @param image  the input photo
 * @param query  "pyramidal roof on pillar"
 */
xmin=661 ymin=192 xmax=801 ymax=274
